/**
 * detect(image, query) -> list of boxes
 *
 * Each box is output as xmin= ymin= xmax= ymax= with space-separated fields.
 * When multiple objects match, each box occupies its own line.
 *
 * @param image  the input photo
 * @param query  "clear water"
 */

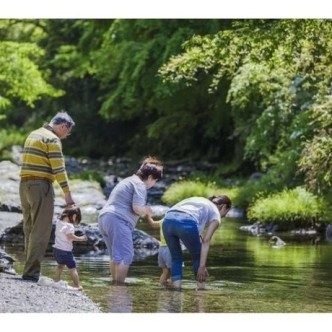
xmin=4 ymin=218 xmax=332 ymax=313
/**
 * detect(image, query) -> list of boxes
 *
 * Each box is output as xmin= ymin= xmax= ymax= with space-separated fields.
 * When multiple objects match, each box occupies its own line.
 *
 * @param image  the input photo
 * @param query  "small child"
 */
xmin=146 ymin=215 xmax=172 ymax=287
xmin=52 ymin=206 xmax=87 ymax=290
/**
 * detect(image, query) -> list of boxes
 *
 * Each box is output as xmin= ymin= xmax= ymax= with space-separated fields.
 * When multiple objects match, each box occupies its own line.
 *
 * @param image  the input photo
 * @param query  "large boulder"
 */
xmin=0 ymin=249 xmax=15 ymax=274
xmin=0 ymin=160 xmax=107 ymax=218
xmin=0 ymin=161 xmax=22 ymax=212
xmin=0 ymin=159 xmax=162 ymax=263
xmin=0 ymin=221 xmax=160 ymax=258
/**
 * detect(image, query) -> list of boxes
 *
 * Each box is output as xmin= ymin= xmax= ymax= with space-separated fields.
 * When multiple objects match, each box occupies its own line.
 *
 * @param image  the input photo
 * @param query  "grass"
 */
xmin=161 ymin=180 xmax=331 ymax=226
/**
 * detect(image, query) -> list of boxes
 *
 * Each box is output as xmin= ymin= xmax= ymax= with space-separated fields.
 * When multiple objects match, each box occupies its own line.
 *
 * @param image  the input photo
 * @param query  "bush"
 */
xmin=0 ymin=129 xmax=26 ymax=161
xmin=161 ymin=180 xmax=237 ymax=206
xmin=247 ymin=187 xmax=327 ymax=226
xmin=70 ymin=170 xmax=106 ymax=188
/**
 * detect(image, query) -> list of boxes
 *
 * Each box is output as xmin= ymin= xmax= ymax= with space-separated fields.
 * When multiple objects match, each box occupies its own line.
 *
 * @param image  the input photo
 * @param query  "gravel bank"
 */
xmin=0 ymin=272 xmax=102 ymax=313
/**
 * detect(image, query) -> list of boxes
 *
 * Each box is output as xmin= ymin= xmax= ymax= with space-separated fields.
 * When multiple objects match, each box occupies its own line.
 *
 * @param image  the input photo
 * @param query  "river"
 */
xmin=4 ymin=216 xmax=332 ymax=313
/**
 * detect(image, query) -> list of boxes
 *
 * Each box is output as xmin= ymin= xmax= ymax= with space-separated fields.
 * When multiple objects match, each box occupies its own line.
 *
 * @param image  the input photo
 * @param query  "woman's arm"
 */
xmin=145 ymin=215 xmax=161 ymax=229
xmin=196 ymin=219 xmax=220 ymax=282
xmin=133 ymin=204 xmax=153 ymax=217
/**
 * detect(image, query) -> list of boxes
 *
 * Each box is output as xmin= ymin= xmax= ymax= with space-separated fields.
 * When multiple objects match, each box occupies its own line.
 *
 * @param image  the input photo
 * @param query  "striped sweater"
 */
xmin=20 ymin=126 xmax=70 ymax=193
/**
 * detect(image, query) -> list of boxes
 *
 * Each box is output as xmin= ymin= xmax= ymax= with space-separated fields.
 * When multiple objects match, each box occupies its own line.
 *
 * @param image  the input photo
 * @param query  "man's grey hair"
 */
xmin=50 ymin=111 xmax=75 ymax=127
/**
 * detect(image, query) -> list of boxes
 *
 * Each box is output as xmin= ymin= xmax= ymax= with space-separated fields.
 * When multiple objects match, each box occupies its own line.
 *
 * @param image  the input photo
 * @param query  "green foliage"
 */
xmin=0 ymin=19 xmax=46 ymax=42
xmin=160 ymin=19 xmax=332 ymax=193
xmin=70 ymin=170 xmax=106 ymax=188
xmin=3 ymin=18 xmax=332 ymax=201
xmin=0 ymin=128 xmax=26 ymax=160
xmin=31 ymin=19 xmax=119 ymax=158
xmin=247 ymin=187 xmax=327 ymax=225
xmin=0 ymin=41 xmax=63 ymax=109
xmin=231 ymin=179 xmax=267 ymax=209
xmin=161 ymin=179 xmax=237 ymax=207
xmin=298 ymin=97 xmax=332 ymax=193
xmin=60 ymin=19 xmax=235 ymax=160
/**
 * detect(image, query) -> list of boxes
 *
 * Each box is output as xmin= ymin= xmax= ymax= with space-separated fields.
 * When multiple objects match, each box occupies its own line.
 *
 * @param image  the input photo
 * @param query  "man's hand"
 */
xmin=64 ymin=192 xmax=75 ymax=206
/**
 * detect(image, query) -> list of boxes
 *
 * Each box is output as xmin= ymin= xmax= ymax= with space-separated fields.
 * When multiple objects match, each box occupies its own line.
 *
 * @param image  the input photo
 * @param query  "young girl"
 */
xmin=52 ymin=206 xmax=87 ymax=290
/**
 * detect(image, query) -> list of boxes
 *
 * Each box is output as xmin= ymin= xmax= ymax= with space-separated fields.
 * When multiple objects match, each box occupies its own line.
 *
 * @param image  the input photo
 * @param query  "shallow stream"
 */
xmin=4 ymin=217 xmax=332 ymax=313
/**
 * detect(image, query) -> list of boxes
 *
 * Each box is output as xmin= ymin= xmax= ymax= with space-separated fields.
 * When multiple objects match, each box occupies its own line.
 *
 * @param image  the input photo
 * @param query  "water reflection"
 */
xmin=157 ymin=289 xmax=184 ymax=313
xmin=4 ymin=218 xmax=332 ymax=313
xmin=191 ymin=291 xmax=206 ymax=313
xmin=104 ymin=284 xmax=208 ymax=313
xmin=107 ymin=285 xmax=133 ymax=313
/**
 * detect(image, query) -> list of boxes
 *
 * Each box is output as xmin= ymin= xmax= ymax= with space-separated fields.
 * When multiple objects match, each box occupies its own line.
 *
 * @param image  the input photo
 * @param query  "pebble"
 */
xmin=0 ymin=272 xmax=102 ymax=313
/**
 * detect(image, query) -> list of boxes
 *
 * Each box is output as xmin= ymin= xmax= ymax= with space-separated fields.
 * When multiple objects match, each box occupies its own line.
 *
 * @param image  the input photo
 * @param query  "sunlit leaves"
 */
xmin=160 ymin=19 xmax=332 ymax=193
xmin=247 ymin=187 xmax=326 ymax=224
xmin=0 ymin=41 xmax=63 ymax=108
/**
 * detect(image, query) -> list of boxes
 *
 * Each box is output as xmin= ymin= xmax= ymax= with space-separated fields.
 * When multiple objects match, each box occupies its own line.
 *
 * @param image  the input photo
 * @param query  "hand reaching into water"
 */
xmin=197 ymin=266 xmax=209 ymax=282
xmin=196 ymin=267 xmax=208 ymax=290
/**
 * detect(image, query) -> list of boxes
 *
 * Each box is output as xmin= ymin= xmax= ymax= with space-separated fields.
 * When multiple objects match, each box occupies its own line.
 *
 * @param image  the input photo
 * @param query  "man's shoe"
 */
xmin=22 ymin=275 xmax=39 ymax=282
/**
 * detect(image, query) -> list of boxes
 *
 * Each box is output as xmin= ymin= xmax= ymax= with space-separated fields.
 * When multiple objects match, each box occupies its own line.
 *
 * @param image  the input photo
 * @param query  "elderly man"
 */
xmin=19 ymin=111 xmax=76 ymax=282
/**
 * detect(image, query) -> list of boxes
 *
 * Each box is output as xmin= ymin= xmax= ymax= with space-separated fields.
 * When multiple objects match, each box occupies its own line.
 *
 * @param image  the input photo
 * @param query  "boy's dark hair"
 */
xmin=209 ymin=195 xmax=232 ymax=209
xmin=60 ymin=206 xmax=82 ymax=224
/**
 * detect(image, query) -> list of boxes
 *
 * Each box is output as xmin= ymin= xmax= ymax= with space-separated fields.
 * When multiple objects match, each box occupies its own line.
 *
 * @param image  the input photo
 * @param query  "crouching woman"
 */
xmin=162 ymin=194 xmax=232 ymax=290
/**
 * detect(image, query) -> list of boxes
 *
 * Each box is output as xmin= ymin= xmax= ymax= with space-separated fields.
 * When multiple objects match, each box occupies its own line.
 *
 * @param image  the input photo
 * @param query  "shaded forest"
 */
xmin=1 ymin=19 xmax=332 ymax=196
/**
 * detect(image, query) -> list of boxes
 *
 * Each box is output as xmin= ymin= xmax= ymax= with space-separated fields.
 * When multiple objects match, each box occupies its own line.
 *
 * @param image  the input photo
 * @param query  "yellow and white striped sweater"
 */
xmin=20 ymin=126 xmax=70 ymax=193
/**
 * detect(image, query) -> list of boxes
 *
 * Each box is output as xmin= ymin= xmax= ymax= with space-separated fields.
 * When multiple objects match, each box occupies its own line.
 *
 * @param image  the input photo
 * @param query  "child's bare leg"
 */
xmin=172 ymin=279 xmax=182 ymax=290
xmin=54 ymin=264 xmax=64 ymax=282
xmin=159 ymin=268 xmax=170 ymax=286
xmin=160 ymin=268 xmax=172 ymax=287
xmin=69 ymin=268 xmax=82 ymax=289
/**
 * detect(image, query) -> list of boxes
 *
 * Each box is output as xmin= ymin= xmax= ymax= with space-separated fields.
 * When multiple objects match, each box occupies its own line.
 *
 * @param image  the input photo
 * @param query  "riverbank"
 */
xmin=0 ymin=272 xmax=102 ymax=313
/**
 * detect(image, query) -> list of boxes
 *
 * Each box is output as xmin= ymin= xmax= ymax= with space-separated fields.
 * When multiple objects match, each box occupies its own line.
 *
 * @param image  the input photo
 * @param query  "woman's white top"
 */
xmin=168 ymin=197 xmax=221 ymax=234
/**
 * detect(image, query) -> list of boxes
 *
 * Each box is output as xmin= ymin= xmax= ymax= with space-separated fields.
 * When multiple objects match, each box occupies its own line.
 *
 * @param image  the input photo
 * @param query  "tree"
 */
xmin=0 ymin=20 xmax=62 ymax=113
xmin=58 ymin=19 xmax=235 ymax=160
xmin=160 ymin=19 xmax=332 ymax=192
xmin=0 ymin=20 xmax=63 ymax=155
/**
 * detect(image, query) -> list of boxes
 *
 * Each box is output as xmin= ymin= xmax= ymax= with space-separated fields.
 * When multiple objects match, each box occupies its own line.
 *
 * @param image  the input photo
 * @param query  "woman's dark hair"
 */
xmin=60 ymin=206 xmax=82 ymax=224
xmin=209 ymin=195 xmax=232 ymax=209
xmin=136 ymin=163 xmax=163 ymax=181
xmin=142 ymin=156 xmax=162 ymax=165
xmin=136 ymin=156 xmax=163 ymax=181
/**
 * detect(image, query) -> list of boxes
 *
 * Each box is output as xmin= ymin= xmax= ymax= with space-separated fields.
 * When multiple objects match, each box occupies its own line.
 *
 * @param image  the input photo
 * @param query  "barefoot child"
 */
xmin=146 ymin=215 xmax=172 ymax=287
xmin=52 ymin=206 xmax=87 ymax=289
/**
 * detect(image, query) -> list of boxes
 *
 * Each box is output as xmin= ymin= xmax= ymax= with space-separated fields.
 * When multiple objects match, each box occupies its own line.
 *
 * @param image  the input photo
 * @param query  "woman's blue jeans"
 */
xmin=162 ymin=212 xmax=201 ymax=281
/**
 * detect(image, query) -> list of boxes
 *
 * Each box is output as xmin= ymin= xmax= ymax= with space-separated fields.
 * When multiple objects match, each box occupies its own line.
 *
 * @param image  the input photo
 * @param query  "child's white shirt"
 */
xmin=53 ymin=220 xmax=75 ymax=251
